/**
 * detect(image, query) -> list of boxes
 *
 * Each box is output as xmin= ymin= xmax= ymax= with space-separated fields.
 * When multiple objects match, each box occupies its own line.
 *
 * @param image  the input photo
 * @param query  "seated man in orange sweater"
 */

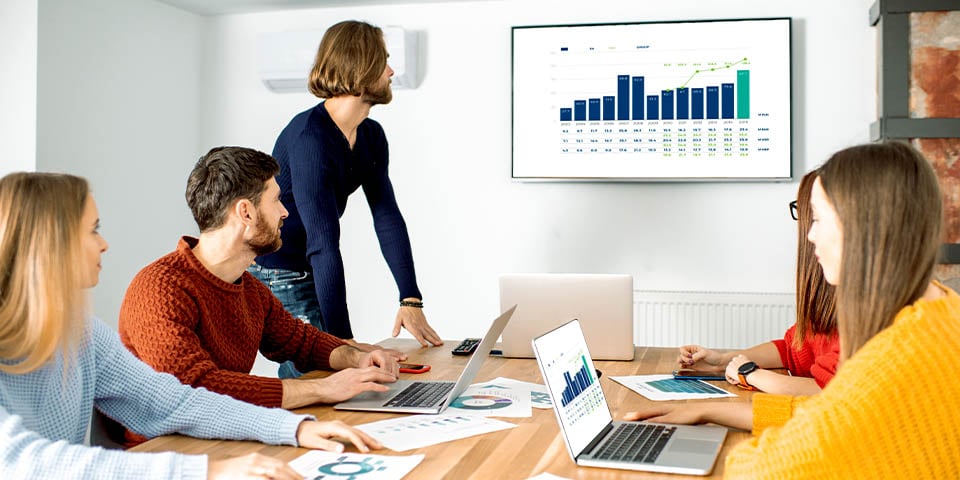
xmin=119 ymin=146 xmax=404 ymax=426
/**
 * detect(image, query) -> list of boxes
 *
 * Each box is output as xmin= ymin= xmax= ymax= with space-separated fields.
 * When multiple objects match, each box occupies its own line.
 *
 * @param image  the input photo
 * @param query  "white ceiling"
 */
xmin=155 ymin=0 xmax=480 ymax=16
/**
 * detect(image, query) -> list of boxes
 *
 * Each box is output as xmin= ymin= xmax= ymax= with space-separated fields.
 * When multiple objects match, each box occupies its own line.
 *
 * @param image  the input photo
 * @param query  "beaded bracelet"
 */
xmin=399 ymin=300 xmax=424 ymax=308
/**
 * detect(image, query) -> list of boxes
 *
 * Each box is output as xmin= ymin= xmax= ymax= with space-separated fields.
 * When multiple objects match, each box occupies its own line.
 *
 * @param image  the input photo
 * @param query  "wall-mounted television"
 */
xmin=511 ymin=18 xmax=792 ymax=181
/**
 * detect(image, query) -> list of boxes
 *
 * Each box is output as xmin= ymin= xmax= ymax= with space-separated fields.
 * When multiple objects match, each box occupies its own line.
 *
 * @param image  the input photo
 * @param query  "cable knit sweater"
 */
xmin=119 ymin=237 xmax=347 ymax=408
xmin=0 ymin=318 xmax=311 ymax=480
xmin=771 ymin=325 xmax=839 ymax=387
xmin=725 ymin=284 xmax=960 ymax=478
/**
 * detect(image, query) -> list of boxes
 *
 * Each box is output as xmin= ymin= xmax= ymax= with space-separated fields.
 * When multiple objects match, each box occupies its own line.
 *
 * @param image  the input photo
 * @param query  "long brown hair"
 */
xmin=793 ymin=171 xmax=837 ymax=348
xmin=817 ymin=142 xmax=942 ymax=360
xmin=0 ymin=172 xmax=89 ymax=373
xmin=307 ymin=20 xmax=388 ymax=99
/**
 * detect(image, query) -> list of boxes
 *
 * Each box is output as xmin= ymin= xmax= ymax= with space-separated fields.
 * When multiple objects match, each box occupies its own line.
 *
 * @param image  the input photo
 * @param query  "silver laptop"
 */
xmin=532 ymin=320 xmax=726 ymax=476
xmin=500 ymin=273 xmax=634 ymax=360
xmin=334 ymin=305 xmax=516 ymax=414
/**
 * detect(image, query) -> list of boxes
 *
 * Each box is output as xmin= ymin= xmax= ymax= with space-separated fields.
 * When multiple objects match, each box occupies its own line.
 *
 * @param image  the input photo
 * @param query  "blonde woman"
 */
xmin=626 ymin=142 xmax=960 ymax=478
xmin=0 ymin=172 xmax=380 ymax=479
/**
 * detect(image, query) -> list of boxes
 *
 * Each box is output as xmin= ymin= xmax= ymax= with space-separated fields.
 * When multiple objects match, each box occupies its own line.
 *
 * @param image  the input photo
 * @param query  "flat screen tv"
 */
xmin=511 ymin=18 xmax=792 ymax=181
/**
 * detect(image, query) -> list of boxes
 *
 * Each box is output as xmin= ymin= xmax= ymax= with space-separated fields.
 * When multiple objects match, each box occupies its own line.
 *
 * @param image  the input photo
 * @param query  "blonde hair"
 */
xmin=0 ymin=172 xmax=89 ymax=374
xmin=793 ymin=170 xmax=837 ymax=349
xmin=307 ymin=20 xmax=388 ymax=99
xmin=817 ymin=142 xmax=943 ymax=360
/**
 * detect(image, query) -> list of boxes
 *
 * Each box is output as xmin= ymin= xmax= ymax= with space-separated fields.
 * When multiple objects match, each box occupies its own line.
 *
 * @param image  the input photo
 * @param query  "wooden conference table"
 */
xmin=131 ymin=340 xmax=755 ymax=479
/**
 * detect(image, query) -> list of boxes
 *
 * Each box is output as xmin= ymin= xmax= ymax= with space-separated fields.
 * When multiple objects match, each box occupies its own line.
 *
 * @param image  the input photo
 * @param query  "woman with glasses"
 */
xmin=628 ymin=142 xmax=960 ymax=478
xmin=0 ymin=172 xmax=380 ymax=479
xmin=677 ymin=171 xmax=839 ymax=395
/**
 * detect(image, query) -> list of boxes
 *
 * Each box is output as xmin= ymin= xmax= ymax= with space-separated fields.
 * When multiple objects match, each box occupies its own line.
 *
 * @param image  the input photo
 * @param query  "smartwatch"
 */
xmin=737 ymin=361 xmax=760 ymax=391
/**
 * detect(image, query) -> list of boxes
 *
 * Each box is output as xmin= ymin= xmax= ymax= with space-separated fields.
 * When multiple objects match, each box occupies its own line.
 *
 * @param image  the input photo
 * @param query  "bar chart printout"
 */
xmin=512 ymin=18 xmax=792 ymax=180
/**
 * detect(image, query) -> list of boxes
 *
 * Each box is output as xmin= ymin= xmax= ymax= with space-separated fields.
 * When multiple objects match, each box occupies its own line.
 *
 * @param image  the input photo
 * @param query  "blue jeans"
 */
xmin=248 ymin=264 xmax=324 ymax=379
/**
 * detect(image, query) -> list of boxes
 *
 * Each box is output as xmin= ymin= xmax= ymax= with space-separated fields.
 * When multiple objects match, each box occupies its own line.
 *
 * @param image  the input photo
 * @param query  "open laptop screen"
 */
xmin=533 ymin=320 xmax=612 ymax=456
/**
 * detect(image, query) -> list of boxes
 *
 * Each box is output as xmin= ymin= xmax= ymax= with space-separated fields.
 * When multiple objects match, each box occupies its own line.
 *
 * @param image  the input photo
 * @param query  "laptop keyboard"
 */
xmin=385 ymin=382 xmax=456 ymax=408
xmin=594 ymin=423 xmax=676 ymax=463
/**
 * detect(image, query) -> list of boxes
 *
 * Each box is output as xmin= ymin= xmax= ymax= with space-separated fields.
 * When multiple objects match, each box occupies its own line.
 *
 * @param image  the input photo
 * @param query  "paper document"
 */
xmin=610 ymin=374 xmax=737 ymax=401
xmin=289 ymin=451 xmax=423 ymax=480
xmin=485 ymin=376 xmax=553 ymax=409
xmin=356 ymin=414 xmax=516 ymax=451
xmin=527 ymin=473 xmax=572 ymax=480
xmin=446 ymin=380 xmax=532 ymax=417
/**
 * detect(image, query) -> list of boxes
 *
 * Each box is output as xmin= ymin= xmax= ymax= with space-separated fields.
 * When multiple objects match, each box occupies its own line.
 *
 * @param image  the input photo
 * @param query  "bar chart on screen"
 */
xmin=556 ymin=55 xmax=759 ymax=159
xmin=545 ymin=349 xmax=604 ymax=425
xmin=512 ymin=18 xmax=792 ymax=180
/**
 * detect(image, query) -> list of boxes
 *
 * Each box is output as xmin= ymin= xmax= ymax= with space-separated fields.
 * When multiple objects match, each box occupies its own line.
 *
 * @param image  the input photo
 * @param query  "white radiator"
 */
xmin=634 ymin=290 xmax=795 ymax=349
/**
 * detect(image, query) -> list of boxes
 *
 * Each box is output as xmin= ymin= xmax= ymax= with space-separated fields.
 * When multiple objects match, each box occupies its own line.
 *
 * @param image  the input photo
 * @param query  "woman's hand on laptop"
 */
xmin=625 ymin=404 xmax=708 ymax=425
xmin=624 ymin=403 xmax=752 ymax=431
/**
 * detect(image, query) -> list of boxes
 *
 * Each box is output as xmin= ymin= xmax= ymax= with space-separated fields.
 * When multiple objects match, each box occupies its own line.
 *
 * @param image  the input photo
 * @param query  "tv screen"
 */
xmin=511 ymin=18 xmax=792 ymax=181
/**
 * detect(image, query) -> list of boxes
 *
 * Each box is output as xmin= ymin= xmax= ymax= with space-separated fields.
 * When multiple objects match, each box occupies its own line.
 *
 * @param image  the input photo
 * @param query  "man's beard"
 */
xmin=362 ymin=80 xmax=392 ymax=106
xmin=248 ymin=216 xmax=283 ymax=256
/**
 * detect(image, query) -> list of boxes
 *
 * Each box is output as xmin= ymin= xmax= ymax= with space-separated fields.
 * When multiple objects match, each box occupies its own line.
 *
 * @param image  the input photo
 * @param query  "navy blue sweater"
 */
xmin=256 ymin=102 xmax=421 ymax=339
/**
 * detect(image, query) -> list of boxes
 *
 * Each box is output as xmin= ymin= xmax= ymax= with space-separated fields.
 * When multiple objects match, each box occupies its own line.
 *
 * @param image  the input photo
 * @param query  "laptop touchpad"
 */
xmin=348 ymin=389 xmax=394 ymax=401
xmin=667 ymin=439 xmax=719 ymax=455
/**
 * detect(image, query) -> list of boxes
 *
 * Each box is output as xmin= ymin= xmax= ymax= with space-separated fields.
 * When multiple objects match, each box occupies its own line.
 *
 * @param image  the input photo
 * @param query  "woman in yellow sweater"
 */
xmin=626 ymin=141 xmax=960 ymax=478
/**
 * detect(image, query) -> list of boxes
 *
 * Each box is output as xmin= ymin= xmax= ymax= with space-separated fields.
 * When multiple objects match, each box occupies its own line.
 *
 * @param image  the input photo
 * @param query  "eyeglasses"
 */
xmin=789 ymin=200 xmax=798 ymax=221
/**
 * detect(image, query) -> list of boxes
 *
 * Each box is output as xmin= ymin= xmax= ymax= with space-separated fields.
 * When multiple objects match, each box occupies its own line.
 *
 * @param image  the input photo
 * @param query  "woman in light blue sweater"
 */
xmin=0 ymin=172 xmax=381 ymax=479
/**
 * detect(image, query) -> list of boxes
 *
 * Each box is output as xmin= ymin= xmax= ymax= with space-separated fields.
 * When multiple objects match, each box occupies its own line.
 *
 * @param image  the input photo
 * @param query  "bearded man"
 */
xmin=118 ymin=147 xmax=403 ymax=448
xmin=250 ymin=21 xmax=442 ymax=381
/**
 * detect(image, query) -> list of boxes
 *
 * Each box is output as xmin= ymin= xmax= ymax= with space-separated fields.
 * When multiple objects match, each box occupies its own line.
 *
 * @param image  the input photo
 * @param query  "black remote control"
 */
xmin=452 ymin=338 xmax=481 ymax=356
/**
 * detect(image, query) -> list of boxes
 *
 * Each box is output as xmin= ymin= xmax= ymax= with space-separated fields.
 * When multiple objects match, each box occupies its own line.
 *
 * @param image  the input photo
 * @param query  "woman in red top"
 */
xmin=678 ymin=171 xmax=839 ymax=395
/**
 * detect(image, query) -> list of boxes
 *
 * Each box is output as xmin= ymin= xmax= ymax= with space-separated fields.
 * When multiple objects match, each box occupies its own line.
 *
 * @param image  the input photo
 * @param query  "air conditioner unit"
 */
xmin=257 ymin=26 xmax=419 ymax=93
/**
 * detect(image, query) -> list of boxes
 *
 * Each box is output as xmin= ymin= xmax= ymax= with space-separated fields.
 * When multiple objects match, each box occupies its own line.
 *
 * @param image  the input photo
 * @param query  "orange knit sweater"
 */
xmin=119 ymin=237 xmax=347 ymax=408
xmin=725 ymin=284 xmax=960 ymax=478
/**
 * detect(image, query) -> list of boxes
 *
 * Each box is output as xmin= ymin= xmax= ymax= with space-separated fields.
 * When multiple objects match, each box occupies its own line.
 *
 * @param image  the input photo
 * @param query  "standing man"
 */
xmin=119 ymin=147 xmax=403 ymax=430
xmin=252 ymin=20 xmax=441 ymax=378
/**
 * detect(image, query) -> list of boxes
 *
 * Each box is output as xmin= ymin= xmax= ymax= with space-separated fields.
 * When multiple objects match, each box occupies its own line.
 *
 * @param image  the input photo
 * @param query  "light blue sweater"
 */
xmin=0 ymin=318 xmax=313 ymax=479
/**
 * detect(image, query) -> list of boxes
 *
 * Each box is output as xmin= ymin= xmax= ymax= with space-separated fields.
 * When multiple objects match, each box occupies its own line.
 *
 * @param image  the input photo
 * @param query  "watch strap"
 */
xmin=737 ymin=372 xmax=760 ymax=391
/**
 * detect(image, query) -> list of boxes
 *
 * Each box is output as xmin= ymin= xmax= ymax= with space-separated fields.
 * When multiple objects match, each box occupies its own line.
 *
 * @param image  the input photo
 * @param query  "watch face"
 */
xmin=738 ymin=361 xmax=758 ymax=375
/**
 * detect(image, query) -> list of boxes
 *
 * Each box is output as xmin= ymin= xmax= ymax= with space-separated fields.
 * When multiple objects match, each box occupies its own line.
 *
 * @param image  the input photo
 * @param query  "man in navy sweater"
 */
xmin=252 ymin=20 xmax=442 ymax=377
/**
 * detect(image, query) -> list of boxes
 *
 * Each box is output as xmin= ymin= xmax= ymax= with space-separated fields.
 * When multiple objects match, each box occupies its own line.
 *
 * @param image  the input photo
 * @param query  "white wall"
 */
xmin=28 ymin=0 xmax=878 ymax=349
xmin=200 ymin=0 xmax=877 ymax=343
xmin=37 ymin=0 xmax=204 ymax=329
xmin=0 ymin=0 xmax=38 ymax=176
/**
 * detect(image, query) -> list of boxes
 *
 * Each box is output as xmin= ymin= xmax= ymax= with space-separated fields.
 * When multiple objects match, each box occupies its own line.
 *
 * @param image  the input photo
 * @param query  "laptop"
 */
xmin=499 ymin=273 xmax=634 ymax=360
xmin=334 ymin=305 xmax=516 ymax=414
xmin=532 ymin=320 xmax=727 ymax=476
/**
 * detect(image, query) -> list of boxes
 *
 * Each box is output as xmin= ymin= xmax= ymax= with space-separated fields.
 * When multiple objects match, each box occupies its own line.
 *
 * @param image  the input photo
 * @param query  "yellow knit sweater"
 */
xmin=724 ymin=285 xmax=960 ymax=479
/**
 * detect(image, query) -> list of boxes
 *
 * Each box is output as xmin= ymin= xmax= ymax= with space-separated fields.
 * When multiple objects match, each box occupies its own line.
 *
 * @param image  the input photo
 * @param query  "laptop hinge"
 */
xmin=579 ymin=422 xmax=615 ymax=458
